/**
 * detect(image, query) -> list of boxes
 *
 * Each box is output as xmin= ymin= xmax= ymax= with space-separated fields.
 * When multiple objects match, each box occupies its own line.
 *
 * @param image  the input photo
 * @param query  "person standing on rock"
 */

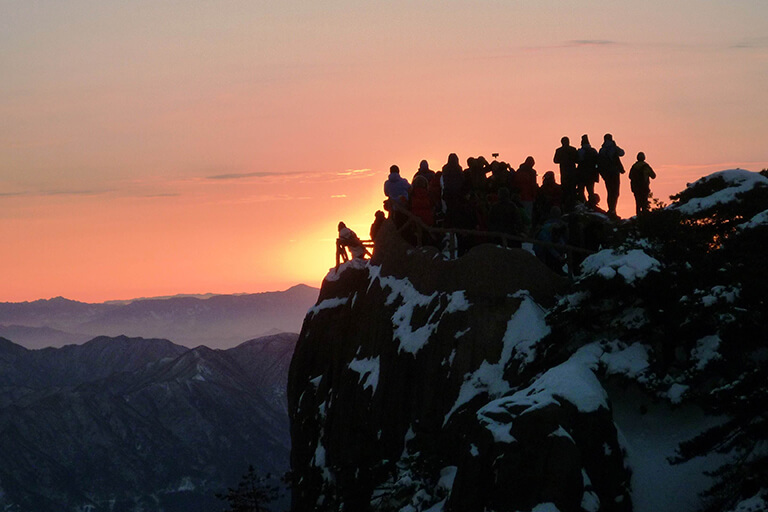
xmin=554 ymin=136 xmax=580 ymax=211
xmin=577 ymin=134 xmax=600 ymax=204
xmin=629 ymin=152 xmax=657 ymax=216
xmin=598 ymin=133 xmax=625 ymax=218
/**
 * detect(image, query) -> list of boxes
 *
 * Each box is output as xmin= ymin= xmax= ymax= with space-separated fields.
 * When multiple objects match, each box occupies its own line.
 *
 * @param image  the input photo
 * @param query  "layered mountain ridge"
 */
xmin=0 ymin=284 xmax=318 ymax=349
xmin=0 ymin=333 xmax=297 ymax=512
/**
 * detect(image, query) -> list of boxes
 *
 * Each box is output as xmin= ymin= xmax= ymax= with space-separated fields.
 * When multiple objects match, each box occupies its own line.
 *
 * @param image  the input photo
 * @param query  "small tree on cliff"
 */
xmin=216 ymin=465 xmax=279 ymax=512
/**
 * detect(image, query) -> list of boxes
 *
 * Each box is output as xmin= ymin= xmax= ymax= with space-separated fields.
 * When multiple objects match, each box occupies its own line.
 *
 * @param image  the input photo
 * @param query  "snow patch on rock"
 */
xmin=348 ymin=357 xmax=381 ymax=393
xmin=671 ymin=169 xmax=768 ymax=215
xmin=581 ymin=249 xmax=661 ymax=284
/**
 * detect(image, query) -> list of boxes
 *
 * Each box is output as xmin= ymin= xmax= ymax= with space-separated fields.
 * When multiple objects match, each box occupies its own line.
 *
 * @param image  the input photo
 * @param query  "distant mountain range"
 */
xmin=0 ymin=333 xmax=297 ymax=512
xmin=0 ymin=284 xmax=319 ymax=350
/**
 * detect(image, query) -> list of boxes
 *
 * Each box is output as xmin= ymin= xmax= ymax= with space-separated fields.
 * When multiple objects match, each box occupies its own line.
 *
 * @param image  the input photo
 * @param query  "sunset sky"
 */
xmin=1 ymin=1 xmax=767 ymax=302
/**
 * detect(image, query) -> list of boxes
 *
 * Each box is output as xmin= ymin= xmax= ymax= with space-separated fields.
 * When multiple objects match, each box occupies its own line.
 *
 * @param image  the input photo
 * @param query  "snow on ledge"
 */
xmin=307 ymin=297 xmax=349 ymax=317
xmin=741 ymin=209 xmax=768 ymax=230
xmin=477 ymin=345 xmax=609 ymax=443
xmin=324 ymin=258 xmax=369 ymax=282
xmin=671 ymin=169 xmax=768 ymax=215
xmin=580 ymin=249 xmax=661 ymax=283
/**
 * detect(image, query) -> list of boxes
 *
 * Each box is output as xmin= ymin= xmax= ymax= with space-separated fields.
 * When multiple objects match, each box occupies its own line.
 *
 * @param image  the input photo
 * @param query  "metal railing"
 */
xmin=336 ymin=202 xmax=596 ymax=276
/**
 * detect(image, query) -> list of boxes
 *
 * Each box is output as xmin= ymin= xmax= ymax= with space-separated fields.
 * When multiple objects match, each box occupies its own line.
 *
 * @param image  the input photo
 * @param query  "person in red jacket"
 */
xmin=409 ymin=175 xmax=435 ymax=227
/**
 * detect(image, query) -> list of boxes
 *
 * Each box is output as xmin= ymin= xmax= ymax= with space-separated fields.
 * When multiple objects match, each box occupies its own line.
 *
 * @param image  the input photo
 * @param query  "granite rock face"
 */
xmin=288 ymin=223 xmax=631 ymax=512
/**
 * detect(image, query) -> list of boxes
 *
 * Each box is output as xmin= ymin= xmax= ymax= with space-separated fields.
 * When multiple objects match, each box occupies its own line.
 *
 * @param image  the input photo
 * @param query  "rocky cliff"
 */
xmin=288 ymin=222 xmax=630 ymax=512
xmin=288 ymin=169 xmax=768 ymax=512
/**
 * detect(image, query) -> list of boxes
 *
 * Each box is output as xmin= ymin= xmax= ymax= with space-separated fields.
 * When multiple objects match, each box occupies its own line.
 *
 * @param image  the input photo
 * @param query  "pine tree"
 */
xmin=216 ymin=465 xmax=279 ymax=512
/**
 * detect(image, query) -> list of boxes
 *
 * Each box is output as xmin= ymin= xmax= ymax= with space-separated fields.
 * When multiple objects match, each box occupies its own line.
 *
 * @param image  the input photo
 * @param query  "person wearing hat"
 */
xmin=412 ymin=159 xmax=436 ymax=184
xmin=383 ymin=164 xmax=410 ymax=227
xmin=384 ymin=164 xmax=410 ymax=204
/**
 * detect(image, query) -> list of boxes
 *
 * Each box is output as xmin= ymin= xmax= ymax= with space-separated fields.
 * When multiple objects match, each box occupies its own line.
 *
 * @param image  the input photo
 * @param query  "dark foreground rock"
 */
xmin=288 ymin=222 xmax=630 ymax=512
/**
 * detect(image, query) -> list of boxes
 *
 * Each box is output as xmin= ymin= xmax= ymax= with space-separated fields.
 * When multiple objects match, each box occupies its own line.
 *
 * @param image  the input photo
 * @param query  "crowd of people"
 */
xmin=339 ymin=133 xmax=657 ymax=275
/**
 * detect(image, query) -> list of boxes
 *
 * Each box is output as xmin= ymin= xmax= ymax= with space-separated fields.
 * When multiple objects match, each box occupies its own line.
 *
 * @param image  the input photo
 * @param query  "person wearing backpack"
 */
xmin=628 ymin=152 xmax=657 ymax=216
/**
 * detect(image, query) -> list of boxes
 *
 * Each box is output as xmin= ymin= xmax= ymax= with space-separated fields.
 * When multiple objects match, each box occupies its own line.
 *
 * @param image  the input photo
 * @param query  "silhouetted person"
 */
xmin=412 ymin=159 xmax=436 ymax=184
xmin=384 ymin=164 xmax=410 ymax=204
xmin=577 ymin=134 xmax=599 ymax=203
xmin=534 ymin=171 xmax=562 ymax=227
xmin=534 ymin=206 xmax=568 ymax=275
xmin=569 ymin=197 xmax=609 ymax=273
xmin=487 ymin=187 xmax=524 ymax=248
xmin=384 ymin=164 xmax=410 ymax=227
xmin=586 ymin=193 xmax=606 ymax=215
xmin=370 ymin=210 xmax=386 ymax=240
xmin=428 ymin=171 xmax=443 ymax=224
xmin=409 ymin=175 xmax=435 ymax=227
xmin=466 ymin=156 xmax=490 ymax=195
xmin=441 ymin=153 xmax=467 ymax=226
xmin=598 ymin=133 xmax=625 ymax=217
xmin=514 ymin=156 xmax=538 ymax=227
xmin=629 ymin=152 xmax=657 ymax=216
xmin=338 ymin=222 xmax=366 ymax=259
xmin=554 ymin=137 xmax=580 ymax=211
xmin=488 ymin=160 xmax=512 ymax=197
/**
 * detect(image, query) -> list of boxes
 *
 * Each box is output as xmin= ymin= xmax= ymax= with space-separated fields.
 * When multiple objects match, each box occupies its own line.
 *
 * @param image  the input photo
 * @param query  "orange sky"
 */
xmin=1 ymin=1 xmax=767 ymax=302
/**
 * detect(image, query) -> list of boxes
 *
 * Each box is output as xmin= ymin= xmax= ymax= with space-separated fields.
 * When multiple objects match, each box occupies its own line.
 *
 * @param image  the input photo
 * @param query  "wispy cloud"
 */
xmin=0 ymin=191 xmax=25 ymax=198
xmin=522 ymin=40 xmax=621 ymax=51
xmin=0 ymin=188 xmax=111 ymax=199
xmin=731 ymin=36 xmax=768 ymax=49
xmin=43 ymin=189 xmax=110 ymax=196
xmin=204 ymin=169 xmax=376 ymax=184
xmin=217 ymin=193 xmax=312 ymax=205
xmin=206 ymin=171 xmax=286 ymax=180
xmin=330 ymin=194 xmax=347 ymax=198
xmin=139 ymin=192 xmax=182 ymax=198
xmin=336 ymin=168 xmax=375 ymax=177
xmin=569 ymin=39 xmax=618 ymax=47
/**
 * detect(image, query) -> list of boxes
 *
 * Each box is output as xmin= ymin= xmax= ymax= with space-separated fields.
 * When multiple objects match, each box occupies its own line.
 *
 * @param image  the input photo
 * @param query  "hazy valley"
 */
xmin=0 ymin=286 xmax=318 ymax=512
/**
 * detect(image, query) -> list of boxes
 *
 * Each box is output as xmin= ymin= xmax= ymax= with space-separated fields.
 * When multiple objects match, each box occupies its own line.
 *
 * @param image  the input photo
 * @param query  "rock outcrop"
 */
xmin=288 ymin=222 xmax=631 ymax=512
